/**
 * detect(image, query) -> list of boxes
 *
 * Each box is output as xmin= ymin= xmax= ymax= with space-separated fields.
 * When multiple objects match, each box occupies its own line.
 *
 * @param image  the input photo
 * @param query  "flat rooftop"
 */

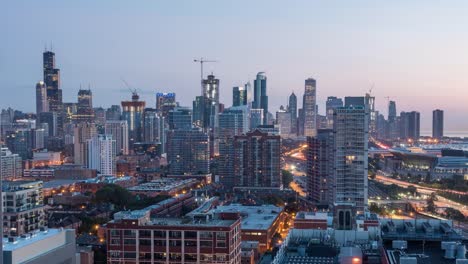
xmin=3 ymin=228 xmax=62 ymax=251
xmin=212 ymin=204 xmax=283 ymax=230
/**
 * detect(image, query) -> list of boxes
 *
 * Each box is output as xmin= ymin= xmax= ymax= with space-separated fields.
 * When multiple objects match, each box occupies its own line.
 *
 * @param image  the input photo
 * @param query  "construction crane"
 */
xmin=121 ymin=78 xmax=137 ymax=95
xmin=193 ymin=58 xmax=218 ymax=82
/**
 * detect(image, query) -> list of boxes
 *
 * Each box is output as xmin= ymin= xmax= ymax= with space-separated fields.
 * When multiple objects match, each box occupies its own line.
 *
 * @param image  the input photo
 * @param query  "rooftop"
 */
xmin=3 ymin=228 xmax=64 ymax=251
xmin=212 ymin=204 xmax=283 ymax=230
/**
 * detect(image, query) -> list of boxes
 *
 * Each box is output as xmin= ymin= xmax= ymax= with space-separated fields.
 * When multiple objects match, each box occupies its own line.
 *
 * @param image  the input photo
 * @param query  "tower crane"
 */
xmin=193 ymin=58 xmax=218 ymax=82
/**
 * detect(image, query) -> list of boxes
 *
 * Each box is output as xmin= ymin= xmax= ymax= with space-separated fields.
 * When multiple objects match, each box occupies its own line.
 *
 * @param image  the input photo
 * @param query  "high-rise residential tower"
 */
xmin=252 ymin=72 xmax=268 ymax=124
xmin=432 ymin=109 xmax=444 ymax=139
xmin=388 ymin=101 xmax=397 ymax=122
xmin=288 ymin=92 xmax=297 ymax=134
xmin=232 ymin=86 xmax=247 ymax=107
xmin=121 ymin=92 xmax=146 ymax=148
xmin=233 ymin=130 xmax=282 ymax=190
xmin=105 ymin=120 xmax=129 ymax=155
xmin=333 ymin=106 xmax=368 ymax=213
xmin=400 ymin=111 xmax=420 ymax=140
xmin=303 ymin=78 xmax=317 ymax=137
xmin=202 ymin=74 xmax=220 ymax=156
xmin=156 ymin=92 xmax=177 ymax=117
xmin=307 ymin=129 xmax=334 ymax=208
xmin=325 ymin=96 xmax=343 ymax=129
xmin=86 ymin=134 xmax=116 ymax=175
xmin=73 ymin=122 xmax=97 ymax=165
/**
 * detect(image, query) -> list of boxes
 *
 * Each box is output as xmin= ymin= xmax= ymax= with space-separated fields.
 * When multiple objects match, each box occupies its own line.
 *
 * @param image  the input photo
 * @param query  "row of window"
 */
xmin=111 ymin=239 xmax=227 ymax=248
xmin=109 ymin=251 xmax=229 ymax=261
xmin=110 ymin=229 xmax=227 ymax=240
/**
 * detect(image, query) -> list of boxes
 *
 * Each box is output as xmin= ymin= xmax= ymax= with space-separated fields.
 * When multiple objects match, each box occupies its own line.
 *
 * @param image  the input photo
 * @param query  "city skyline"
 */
xmin=4 ymin=1 xmax=468 ymax=133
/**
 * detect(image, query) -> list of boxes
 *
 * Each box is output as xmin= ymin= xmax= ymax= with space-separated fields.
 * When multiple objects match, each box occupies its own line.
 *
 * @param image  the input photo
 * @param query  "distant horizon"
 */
xmin=3 ymin=1 xmax=468 ymax=131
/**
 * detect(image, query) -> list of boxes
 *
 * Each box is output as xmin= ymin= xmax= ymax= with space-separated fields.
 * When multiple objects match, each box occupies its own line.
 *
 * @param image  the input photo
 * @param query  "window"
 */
xmin=154 ymin=230 xmax=165 ymax=238
xmin=139 ymin=252 xmax=152 ymax=260
xmin=185 ymin=240 xmax=197 ymax=247
xmin=216 ymin=241 xmax=226 ymax=248
xmin=199 ymin=231 xmax=212 ymax=239
xmin=200 ymin=241 xmax=212 ymax=248
xmin=169 ymin=231 xmax=181 ymax=238
xmin=139 ymin=230 xmax=151 ymax=237
xmin=109 ymin=251 xmax=121 ymax=258
xmin=169 ymin=253 xmax=182 ymax=260
xmin=170 ymin=240 xmax=181 ymax=247
xmin=110 ymin=238 xmax=121 ymax=245
xmin=123 ymin=252 xmax=136 ymax=259
xmin=154 ymin=253 xmax=166 ymax=260
xmin=185 ymin=231 xmax=197 ymax=238
xmin=154 ymin=239 xmax=166 ymax=247
xmin=124 ymin=239 xmax=136 ymax=245
xmin=139 ymin=239 xmax=151 ymax=246
xmin=110 ymin=230 xmax=120 ymax=237
xmin=123 ymin=230 xmax=136 ymax=237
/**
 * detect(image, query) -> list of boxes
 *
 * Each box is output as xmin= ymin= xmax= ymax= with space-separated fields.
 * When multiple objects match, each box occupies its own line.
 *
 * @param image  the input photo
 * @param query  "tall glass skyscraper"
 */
xmin=252 ymin=72 xmax=268 ymax=124
xmin=288 ymin=92 xmax=297 ymax=134
xmin=35 ymin=81 xmax=48 ymax=115
xmin=202 ymin=74 xmax=220 ymax=156
xmin=121 ymin=92 xmax=146 ymax=149
xmin=303 ymin=78 xmax=317 ymax=137
xmin=432 ymin=109 xmax=444 ymax=139
xmin=232 ymin=86 xmax=247 ymax=107
xmin=325 ymin=96 xmax=343 ymax=129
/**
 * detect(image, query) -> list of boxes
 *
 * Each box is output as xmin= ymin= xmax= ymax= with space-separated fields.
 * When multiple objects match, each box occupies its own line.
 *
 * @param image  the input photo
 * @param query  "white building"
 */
xmin=3 ymin=228 xmax=76 ymax=264
xmin=333 ymin=106 xmax=369 ymax=213
xmin=86 ymin=134 xmax=116 ymax=175
xmin=276 ymin=109 xmax=292 ymax=137
xmin=0 ymin=147 xmax=22 ymax=180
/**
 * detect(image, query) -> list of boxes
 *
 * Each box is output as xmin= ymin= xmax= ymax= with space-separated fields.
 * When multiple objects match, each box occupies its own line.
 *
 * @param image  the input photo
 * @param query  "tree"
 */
xmin=426 ymin=192 xmax=437 ymax=213
xmin=282 ymin=170 xmax=294 ymax=187
xmin=94 ymin=184 xmax=134 ymax=209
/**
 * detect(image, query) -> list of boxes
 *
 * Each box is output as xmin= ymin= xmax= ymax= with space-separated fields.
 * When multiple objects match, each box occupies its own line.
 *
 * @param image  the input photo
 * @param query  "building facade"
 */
xmin=252 ymin=72 xmax=268 ymax=125
xmin=303 ymin=78 xmax=317 ymax=137
xmin=86 ymin=134 xmax=116 ymax=175
xmin=432 ymin=109 xmax=444 ymax=139
xmin=122 ymin=92 xmax=146 ymax=148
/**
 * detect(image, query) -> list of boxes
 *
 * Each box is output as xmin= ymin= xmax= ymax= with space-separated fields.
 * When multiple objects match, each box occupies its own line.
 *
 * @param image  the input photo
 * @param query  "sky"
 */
xmin=2 ymin=1 xmax=468 ymax=132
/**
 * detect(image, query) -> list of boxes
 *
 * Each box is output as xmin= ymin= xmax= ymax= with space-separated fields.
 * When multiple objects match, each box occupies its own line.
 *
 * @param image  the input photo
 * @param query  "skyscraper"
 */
xmin=249 ymin=109 xmax=264 ymax=130
xmin=218 ymin=106 xmax=249 ymax=189
xmin=105 ymin=105 xmax=121 ymax=121
xmin=232 ymin=86 xmax=247 ymax=107
xmin=325 ymin=96 xmax=343 ymax=129
xmin=202 ymin=74 xmax=220 ymax=156
xmin=105 ymin=120 xmax=129 ymax=155
xmin=35 ymin=81 xmax=48 ymax=114
xmin=333 ymin=106 xmax=368 ymax=213
xmin=252 ymin=72 xmax=268 ymax=124
xmin=0 ymin=147 xmax=22 ymax=180
xmin=121 ymin=92 xmax=145 ymax=148
xmin=432 ymin=109 xmax=444 ymax=139
xmin=307 ymin=129 xmax=334 ymax=208
xmin=73 ymin=122 xmax=97 ymax=165
xmin=43 ymin=51 xmax=62 ymax=112
xmin=288 ymin=92 xmax=297 ymax=134
xmin=233 ymin=130 xmax=282 ymax=190
xmin=388 ymin=101 xmax=397 ymax=122
xmin=303 ymin=78 xmax=317 ymax=137
xmin=400 ymin=111 xmax=420 ymax=140
xmin=86 ymin=134 xmax=116 ymax=175
xmin=156 ymin=92 xmax=177 ymax=117
xmin=276 ymin=107 xmax=292 ymax=137
xmin=167 ymin=128 xmax=210 ymax=175
xmin=74 ymin=89 xmax=94 ymax=122
xmin=168 ymin=107 xmax=192 ymax=131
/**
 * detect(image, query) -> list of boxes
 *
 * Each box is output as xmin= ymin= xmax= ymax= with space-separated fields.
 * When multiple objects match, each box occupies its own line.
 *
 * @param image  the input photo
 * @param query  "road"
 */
xmin=375 ymin=174 xmax=468 ymax=216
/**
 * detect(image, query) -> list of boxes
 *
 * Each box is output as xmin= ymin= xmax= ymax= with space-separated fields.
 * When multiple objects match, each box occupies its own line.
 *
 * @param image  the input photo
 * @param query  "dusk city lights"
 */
xmin=2 ymin=1 xmax=468 ymax=264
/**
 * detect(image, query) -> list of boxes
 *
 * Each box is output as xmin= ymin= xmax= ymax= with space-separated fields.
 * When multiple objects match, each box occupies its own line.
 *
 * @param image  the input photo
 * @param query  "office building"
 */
xmin=249 ymin=109 xmax=264 ymax=130
xmin=43 ymin=51 xmax=62 ymax=113
xmin=192 ymin=95 xmax=205 ymax=128
xmin=38 ymin=111 xmax=58 ymax=138
xmin=74 ymin=89 xmax=94 ymax=122
xmin=252 ymin=72 xmax=268 ymax=124
xmin=218 ymin=106 xmax=249 ymax=189
xmin=167 ymin=128 xmax=210 ymax=175
xmin=333 ymin=106 xmax=368 ymax=213
xmin=201 ymin=74 xmax=220 ymax=156
xmin=122 ymin=92 xmax=146 ymax=147
xmin=2 ymin=228 xmax=76 ymax=264
xmin=156 ymin=92 xmax=177 ymax=117
xmin=307 ymin=129 xmax=334 ymax=207
xmin=345 ymin=95 xmax=376 ymax=136
xmin=35 ymin=81 xmax=48 ymax=114
xmin=325 ymin=96 xmax=343 ymax=129
xmin=168 ymin=107 xmax=192 ymax=130
xmin=234 ymin=130 xmax=282 ymax=190
xmin=0 ymin=147 xmax=22 ymax=180
xmin=400 ymin=111 xmax=420 ymax=140
xmin=2 ymin=181 xmax=46 ymax=237
xmin=5 ymin=130 xmax=33 ymax=160
xmin=106 ymin=105 xmax=121 ymax=121
xmin=73 ymin=122 xmax=97 ymax=165
xmin=432 ymin=109 xmax=444 ymax=139
xmin=106 ymin=208 xmax=241 ymax=264
xmin=303 ymin=78 xmax=317 ymax=137
xmin=143 ymin=108 xmax=165 ymax=150
xmin=288 ymin=92 xmax=297 ymax=134
xmin=276 ymin=107 xmax=292 ymax=137
xmin=86 ymin=134 xmax=116 ymax=175
xmin=388 ymin=101 xmax=397 ymax=122
xmin=0 ymin=108 xmax=15 ymax=140
xmin=232 ymin=86 xmax=247 ymax=106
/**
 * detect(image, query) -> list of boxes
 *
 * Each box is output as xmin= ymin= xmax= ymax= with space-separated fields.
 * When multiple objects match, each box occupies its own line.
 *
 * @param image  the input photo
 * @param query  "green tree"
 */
xmin=94 ymin=184 xmax=135 ymax=209
xmin=282 ymin=170 xmax=294 ymax=187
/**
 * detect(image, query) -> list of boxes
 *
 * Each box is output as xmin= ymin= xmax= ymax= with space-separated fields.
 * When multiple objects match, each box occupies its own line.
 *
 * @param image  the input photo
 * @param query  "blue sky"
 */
xmin=2 ymin=1 xmax=468 ymax=132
